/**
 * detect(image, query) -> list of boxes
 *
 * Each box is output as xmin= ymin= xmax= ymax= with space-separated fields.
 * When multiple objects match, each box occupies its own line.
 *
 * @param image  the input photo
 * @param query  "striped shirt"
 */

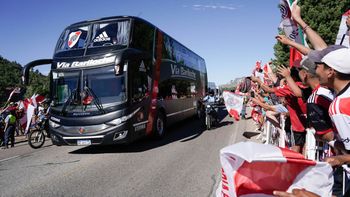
xmin=329 ymin=82 xmax=350 ymax=150
xmin=306 ymin=85 xmax=334 ymax=135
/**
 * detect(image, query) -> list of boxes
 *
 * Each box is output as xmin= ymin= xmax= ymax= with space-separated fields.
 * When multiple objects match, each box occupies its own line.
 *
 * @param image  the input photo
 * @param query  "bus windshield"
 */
xmin=52 ymin=66 xmax=126 ymax=112
xmin=55 ymin=20 xmax=130 ymax=52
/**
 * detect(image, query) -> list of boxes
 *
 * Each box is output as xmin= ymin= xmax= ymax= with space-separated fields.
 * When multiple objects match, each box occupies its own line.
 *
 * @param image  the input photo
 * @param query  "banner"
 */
xmin=255 ymin=61 xmax=261 ymax=70
xmin=289 ymin=47 xmax=302 ymax=67
xmin=279 ymin=0 xmax=306 ymax=67
xmin=223 ymin=91 xmax=244 ymax=121
xmin=23 ymin=94 xmax=46 ymax=133
xmin=335 ymin=10 xmax=350 ymax=47
xmin=216 ymin=142 xmax=333 ymax=197
xmin=6 ymin=87 xmax=21 ymax=102
xmin=279 ymin=0 xmax=304 ymax=45
xmin=252 ymin=60 xmax=264 ymax=82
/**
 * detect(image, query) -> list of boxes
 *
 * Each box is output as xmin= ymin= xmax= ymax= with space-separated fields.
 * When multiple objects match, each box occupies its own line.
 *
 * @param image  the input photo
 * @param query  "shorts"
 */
xmin=292 ymin=131 xmax=306 ymax=146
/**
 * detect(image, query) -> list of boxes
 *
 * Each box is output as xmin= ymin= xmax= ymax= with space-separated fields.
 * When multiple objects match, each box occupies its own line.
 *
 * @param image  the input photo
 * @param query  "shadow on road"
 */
xmin=70 ymin=106 xmax=230 ymax=154
xmin=242 ymin=131 xmax=260 ymax=139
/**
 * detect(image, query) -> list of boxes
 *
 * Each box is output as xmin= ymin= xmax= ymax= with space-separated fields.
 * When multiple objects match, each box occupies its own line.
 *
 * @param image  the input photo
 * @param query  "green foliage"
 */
xmin=0 ymin=55 xmax=49 ymax=106
xmin=300 ymin=0 xmax=350 ymax=45
xmin=273 ymin=42 xmax=290 ymax=67
xmin=273 ymin=0 xmax=350 ymax=65
xmin=25 ymin=68 xmax=50 ymax=98
xmin=0 ymin=56 xmax=22 ymax=105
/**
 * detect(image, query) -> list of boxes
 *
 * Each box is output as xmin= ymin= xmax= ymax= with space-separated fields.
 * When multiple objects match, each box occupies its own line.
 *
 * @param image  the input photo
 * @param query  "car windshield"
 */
xmin=52 ymin=66 xmax=126 ymax=112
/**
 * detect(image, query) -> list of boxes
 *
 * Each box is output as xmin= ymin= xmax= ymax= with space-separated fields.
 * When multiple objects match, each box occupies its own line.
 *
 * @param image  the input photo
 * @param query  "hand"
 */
xmin=250 ymin=76 xmax=260 ymax=83
xmin=276 ymin=35 xmax=291 ymax=45
xmin=291 ymin=2 xmax=302 ymax=23
xmin=325 ymin=155 xmax=345 ymax=167
xmin=273 ymin=188 xmax=320 ymax=197
xmin=276 ymin=65 xmax=291 ymax=78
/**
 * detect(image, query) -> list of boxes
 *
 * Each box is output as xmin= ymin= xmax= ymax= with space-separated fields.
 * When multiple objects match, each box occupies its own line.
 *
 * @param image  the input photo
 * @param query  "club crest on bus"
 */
xmin=79 ymin=127 xmax=85 ymax=134
xmin=68 ymin=31 xmax=82 ymax=48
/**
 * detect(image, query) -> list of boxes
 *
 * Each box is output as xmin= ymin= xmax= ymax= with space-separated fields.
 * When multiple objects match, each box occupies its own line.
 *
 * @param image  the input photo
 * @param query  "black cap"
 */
xmin=300 ymin=57 xmax=317 ymax=75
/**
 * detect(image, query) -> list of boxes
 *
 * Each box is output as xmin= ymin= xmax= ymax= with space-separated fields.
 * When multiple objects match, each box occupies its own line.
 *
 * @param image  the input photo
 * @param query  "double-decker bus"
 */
xmin=23 ymin=16 xmax=207 ymax=146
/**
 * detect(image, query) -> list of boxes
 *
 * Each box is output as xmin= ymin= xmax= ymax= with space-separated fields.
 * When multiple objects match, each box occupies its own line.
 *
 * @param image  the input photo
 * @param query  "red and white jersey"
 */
xmin=329 ymin=82 xmax=350 ymax=150
xmin=307 ymin=85 xmax=335 ymax=135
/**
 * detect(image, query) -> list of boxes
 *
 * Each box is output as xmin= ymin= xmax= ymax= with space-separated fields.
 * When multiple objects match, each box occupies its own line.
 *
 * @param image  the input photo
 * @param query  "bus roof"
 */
xmin=67 ymin=16 xmax=205 ymax=62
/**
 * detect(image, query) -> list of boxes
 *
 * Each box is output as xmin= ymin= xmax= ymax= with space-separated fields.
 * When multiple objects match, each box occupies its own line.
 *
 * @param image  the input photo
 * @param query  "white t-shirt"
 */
xmin=329 ymin=82 xmax=350 ymax=150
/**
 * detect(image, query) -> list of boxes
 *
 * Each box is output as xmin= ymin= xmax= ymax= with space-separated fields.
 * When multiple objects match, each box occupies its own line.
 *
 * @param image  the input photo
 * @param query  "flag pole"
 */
xmin=340 ymin=27 xmax=349 ymax=45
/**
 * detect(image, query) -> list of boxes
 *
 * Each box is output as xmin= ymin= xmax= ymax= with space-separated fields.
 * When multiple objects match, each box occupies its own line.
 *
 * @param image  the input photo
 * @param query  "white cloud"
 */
xmin=189 ymin=4 xmax=237 ymax=11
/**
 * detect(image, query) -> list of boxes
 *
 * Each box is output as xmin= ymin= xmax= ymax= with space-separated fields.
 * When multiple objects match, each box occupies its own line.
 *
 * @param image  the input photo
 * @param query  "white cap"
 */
xmin=321 ymin=48 xmax=350 ymax=74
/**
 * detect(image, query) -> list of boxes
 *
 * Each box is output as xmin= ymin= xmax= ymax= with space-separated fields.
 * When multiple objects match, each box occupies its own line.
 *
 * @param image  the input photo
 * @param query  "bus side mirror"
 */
xmin=22 ymin=59 xmax=53 ymax=85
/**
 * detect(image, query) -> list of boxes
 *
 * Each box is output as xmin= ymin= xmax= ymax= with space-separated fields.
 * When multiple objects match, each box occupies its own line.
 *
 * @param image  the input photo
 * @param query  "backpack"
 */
xmin=239 ymin=78 xmax=251 ymax=93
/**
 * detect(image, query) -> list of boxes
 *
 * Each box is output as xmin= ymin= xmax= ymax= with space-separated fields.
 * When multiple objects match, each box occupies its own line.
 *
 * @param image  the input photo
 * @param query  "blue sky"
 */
xmin=0 ymin=0 xmax=280 ymax=85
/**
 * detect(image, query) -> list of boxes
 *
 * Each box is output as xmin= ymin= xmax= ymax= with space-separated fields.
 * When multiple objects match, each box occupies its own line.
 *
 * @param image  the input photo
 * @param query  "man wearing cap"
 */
xmin=304 ymin=46 xmax=350 ymax=197
xmin=311 ymin=46 xmax=350 ymax=156
xmin=277 ymin=57 xmax=335 ymax=143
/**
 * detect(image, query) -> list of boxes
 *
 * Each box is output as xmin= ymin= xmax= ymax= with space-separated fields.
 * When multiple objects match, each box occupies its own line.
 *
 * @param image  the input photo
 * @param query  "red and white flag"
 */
xmin=216 ymin=142 xmax=333 ymax=197
xmin=6 ymin=87 xmax=21 ymax=102
xmin=279 ymin=0 xmax=305 ymax=45
xmin=23 ymin=94 xmax=46 ymax=133
xmin=289 ymin=47 xmax=303 ymax=67
xmin=255 ymin=61 xmax=261 ymax=70
xmin=335 ymin=10 xmax=350 ymax=47
xmin=262 ymin=62 xmax=275 ymax=85
xmin=223 ymin=91 xmax=244 ymax=121
xmin=279 ymin=0 xmax=306 ymax=68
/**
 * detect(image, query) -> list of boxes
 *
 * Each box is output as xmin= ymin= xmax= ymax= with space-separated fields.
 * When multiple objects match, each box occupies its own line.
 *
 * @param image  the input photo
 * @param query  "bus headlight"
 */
xmin=107 ymin=118 xmax=122 ymax=126
xmin=49 ymin=120 xmax=60 ymax=128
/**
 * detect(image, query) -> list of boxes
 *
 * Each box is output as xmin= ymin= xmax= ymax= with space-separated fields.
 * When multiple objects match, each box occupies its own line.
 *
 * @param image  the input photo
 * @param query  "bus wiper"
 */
xmin=84 ymin=86 xmax=105 ymax=114
xmin=61 ymin=88 xmax=77 ymax=115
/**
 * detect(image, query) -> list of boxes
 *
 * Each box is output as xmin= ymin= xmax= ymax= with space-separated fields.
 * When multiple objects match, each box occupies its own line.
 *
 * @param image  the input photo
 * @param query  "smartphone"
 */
xmin=250 ymin=91 xmax=255 ymax=98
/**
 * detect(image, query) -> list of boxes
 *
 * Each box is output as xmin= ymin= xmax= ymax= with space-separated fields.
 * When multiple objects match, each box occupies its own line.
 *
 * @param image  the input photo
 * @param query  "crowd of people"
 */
xmin=234 ymin=3 xmax=350 ymax=197
xmin=0 ymin=100 xmax=49 ymax=149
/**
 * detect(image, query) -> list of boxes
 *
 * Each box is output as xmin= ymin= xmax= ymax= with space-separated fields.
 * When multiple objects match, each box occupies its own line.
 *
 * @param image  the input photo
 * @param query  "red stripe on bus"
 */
xmin=146 ymin=30 xmax=163 ymax=135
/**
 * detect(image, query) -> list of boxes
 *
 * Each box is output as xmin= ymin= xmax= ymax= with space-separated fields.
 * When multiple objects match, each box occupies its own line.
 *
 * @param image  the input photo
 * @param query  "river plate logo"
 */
xmin=68 ymin=31 xmax=82 ymax=48
xmin=79 ymin=127 xmax=85 ymax=134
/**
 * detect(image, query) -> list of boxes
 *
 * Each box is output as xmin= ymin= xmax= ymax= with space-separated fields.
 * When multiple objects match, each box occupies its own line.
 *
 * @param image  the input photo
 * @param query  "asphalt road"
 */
xmin=0 ymin=107 xmax=256 ymax=197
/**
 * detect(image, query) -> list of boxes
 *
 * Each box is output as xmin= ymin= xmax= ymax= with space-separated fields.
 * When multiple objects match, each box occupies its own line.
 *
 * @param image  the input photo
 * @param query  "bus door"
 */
xmin=128 ymin=58 xmax=152 ymax=135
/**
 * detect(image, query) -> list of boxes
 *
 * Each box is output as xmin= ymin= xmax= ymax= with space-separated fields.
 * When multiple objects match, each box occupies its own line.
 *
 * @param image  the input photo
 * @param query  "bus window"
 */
xmin=56 ymin=26 xmax=89 ymax=51
xmin=89 ymin=21 xmax=130 ymax=48
xmin=131 ymin=20 xmax=154 ymax=52
xmin=159 ymin=79 xmax=192 ymax=100
xmin=52 ymin=71 xmax=80 ymax=105
xmin=130 ymin=61 xmax=150 ymax=103
xmin=84 ymin=66 xmax=126 ymax=105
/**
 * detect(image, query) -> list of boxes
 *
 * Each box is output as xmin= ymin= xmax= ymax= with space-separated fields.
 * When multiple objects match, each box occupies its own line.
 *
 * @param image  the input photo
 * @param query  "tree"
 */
xmin=0 ymin=56 xmax=22 ymax=105
xmin=0 ymin=55 xmax=49 ymax=106
xmin=300 ymin=0 xmax=350 ymax=45
xmin=273 ymin=0 xmax=350 ymax=65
